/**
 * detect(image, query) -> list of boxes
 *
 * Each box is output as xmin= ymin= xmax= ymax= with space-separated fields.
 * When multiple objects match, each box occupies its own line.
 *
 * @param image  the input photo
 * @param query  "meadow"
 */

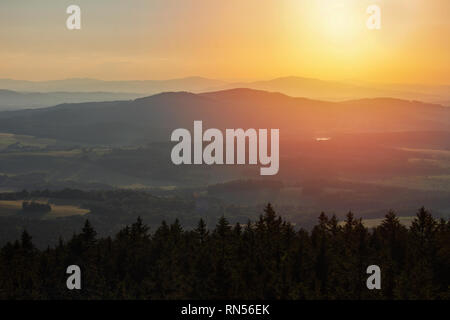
xmin=0 ymin=200 xmax=89 ymax=219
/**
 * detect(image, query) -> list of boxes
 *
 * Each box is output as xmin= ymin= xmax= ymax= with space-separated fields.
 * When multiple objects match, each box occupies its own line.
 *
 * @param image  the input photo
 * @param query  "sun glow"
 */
xmin=0 ymin=0 xmax=449 ymax=84
xmin=314 ymin=0 xmax=365 ymax=44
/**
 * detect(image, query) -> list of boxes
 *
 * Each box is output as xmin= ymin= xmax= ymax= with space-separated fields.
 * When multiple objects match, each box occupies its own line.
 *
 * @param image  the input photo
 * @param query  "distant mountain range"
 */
xmin=0 ymin=89 xmax=144 ymax=111
xmin=0 ymin=88 xmax=448 ymax=145
xmin=222 ymin=77 xmax=450 ymax=105
xmin=1 ymin=76 xmax=449 ymax=106
xmin=0 ymin=77 xmax=226 ymax=95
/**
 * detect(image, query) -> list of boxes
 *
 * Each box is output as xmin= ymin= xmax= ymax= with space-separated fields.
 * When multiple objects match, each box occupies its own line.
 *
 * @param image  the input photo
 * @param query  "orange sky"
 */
xmin=0 ymin=0 xmax=449 ymax=84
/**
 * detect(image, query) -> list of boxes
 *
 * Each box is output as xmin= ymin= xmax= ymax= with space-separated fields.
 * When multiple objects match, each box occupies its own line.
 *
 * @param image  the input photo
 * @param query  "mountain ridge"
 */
xmin=0 ymin=88 xmax=448 ymax=146
xmin=1 ymin=76 xmax=449 ymax=105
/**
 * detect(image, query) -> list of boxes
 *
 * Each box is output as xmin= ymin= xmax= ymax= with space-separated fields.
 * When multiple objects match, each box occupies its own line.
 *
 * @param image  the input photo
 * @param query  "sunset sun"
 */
xmin=314 ymin=0 xmax=364 ymax=43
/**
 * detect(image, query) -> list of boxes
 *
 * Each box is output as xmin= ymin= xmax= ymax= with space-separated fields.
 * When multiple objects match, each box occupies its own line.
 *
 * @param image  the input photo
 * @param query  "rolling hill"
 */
xmin=222 ymin=77 xmax=450 ymax=104
xmin=0 ymin=88 xmax=448 ymax=145
xmin=1 ymin=76 xmax=449 ymax=105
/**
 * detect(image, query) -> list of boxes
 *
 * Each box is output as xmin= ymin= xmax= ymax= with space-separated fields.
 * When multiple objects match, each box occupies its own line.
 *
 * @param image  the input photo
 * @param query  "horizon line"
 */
xmin=1 ymin=76 xmax=449 ymax=87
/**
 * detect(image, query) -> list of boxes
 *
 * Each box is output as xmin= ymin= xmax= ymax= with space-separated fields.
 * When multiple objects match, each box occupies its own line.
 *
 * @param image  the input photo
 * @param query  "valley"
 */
xmin=0 ymin=89 xmax=448 ymax=248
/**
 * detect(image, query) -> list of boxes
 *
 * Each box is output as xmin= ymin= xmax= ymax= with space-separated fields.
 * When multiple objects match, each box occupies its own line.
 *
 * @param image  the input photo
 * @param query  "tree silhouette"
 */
xmin=0 ymin=204 xmax=448 ymax=300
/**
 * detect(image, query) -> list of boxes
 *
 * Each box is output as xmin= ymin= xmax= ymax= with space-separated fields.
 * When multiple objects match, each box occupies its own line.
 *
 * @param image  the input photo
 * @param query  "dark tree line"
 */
xmin=0 ymin=204 xmax=448 ymax=300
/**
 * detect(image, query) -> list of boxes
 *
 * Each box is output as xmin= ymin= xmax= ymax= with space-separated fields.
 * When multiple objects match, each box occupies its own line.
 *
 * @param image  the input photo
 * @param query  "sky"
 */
xmin=0 ymin=0 xmax=449 ymax=84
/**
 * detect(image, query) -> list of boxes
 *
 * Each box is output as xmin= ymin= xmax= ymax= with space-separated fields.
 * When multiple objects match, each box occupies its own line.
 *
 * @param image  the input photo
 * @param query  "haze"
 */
xmin=0 ymin=0 xmax=449 ymax=85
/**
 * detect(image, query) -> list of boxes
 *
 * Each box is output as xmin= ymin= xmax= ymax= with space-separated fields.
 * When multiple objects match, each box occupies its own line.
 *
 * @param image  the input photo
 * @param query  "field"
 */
xmin=0 ymin=133 xmax=57 ymax=150
xmin=360 ymin=216 xmax=416 ymax=228
xmin=338 ymin=216 xmax=415 ymax=228
xmin=0 ymin=200 xmax=89 ymax=219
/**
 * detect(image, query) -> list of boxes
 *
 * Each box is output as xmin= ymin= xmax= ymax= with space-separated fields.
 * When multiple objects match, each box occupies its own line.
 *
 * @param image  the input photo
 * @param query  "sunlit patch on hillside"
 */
xmin=0 ymin=200 xmax=89 ymax=219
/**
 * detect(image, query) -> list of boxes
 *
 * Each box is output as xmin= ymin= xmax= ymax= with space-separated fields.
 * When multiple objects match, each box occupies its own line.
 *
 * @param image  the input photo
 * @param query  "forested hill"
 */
xmin=0 ymin=89 xmax=448 ymax=145
xmin=0 ymin=204 xmax=448 ymax=300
